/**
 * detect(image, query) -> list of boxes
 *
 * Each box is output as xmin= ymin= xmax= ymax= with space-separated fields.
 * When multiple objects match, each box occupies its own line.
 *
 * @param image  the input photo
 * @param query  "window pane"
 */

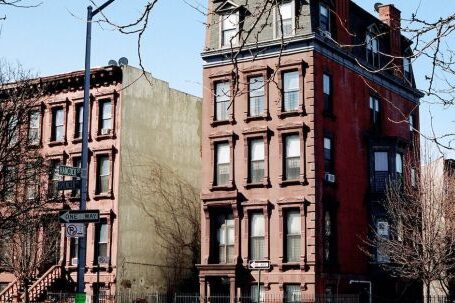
xmin=97 ymin=156 xmax=110 ymax=193
xmin=286 ymin=135 xmax=300 ymax=158
xmin=324 ymin=137 xmax=331 ymax=150
xmin=215 ymin=82 xmax=230 ymax=120
xmin=29 ymin=111 xmax=40 ymax=128
xmin=251 ymin=285 xmax=265 ymax=303
xmin=284 ymin=71 xmax=299 ymax=91
xmin=55 ymin=109 xmax=64 ymax=126
xmin=374 ymin=152 xmax=388 ymax=172
xmin=287 ymin=211 xmax=301 ymax=234
xmin=216 ymin=143 xmax=230 ymax=164
xmin=251 ymin=213 xmax=265 ymax=237
xmin=323 ymin=74 xmax=331 ymax=95
xmin=396 ymin=153 xmax=403 ymax=174
xmin=249 ymin=77 xmax=264 ymax=97
xmin=285 ymin=285 xmax=301 ymax=303
xmin=411 ymin=168 xmax=416 ymax=186
xmin=101 ymin=101 xmax=112 ymax=119
xmin=320 ymin=4 xmax=328 ymax=17
xmin=251 ymin=139 xmax=264 ymax=161
xmin=279 ymin=2 xmax=292 ymax=20
xmin=222 ymin=13 xmax=238 ymax=31
xmin=100 ymin=223 xmax=108 ymax=242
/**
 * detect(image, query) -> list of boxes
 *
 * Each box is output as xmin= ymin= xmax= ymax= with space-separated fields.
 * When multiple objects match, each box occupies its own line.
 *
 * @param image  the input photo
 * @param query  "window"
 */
xmin=403 ymin=57 xmax=411 ymax=79
xmin=411 ymin=167 xmax=416 ymax=187
xmin=249 ymin=77 xmax=265 ymax=117
xmin=276 ymin=1 xmax=293 ymax=37
xmin=28 ymin=111 xmax=40 ymax=145
xmin=285 ymin=210 xmax=301 ymax=262
xmin=71 ymin=157 xmax=82 ymax=197
xmin=366 ymin=33 xmax=380 ymax=67
xmin=51 ymin=107 xmax=64 ymax=141
xmin=324 ymin=136 xmax=333 ymax=173
xmin=284 ymin=135 xmax=300 ymax=180
xmin=324 ymin=211 xmax=332 ymax=262
xmin=373 ymin=151 xmax=389 ymax=192
xmin=3 ymin=166 xmax=16 ymax=200
xmin=26 ymin=164 xmax=37 ymax=200
xmin=323 ymin=73 xmax=332 ymax=113
xmin=221 ymin=13 xmax=239 ymax=47
xmin=216 ymin=213 xmax=234 ymax=264
xmin=250 ymin=213 xmax=265 ymax=260
xmin=99 ymin=99 xmax=112 ymax=134
xmin=250 ymin=284 xmax=265 ymax=303
xmin=396 ymin=153 xmax=403 ymax=180
xmin=75 ymin=104 xmax=83 ymax=138
xmin=70 ymin=238 xmax=79 ymax=261
xmin=7 ymin=115 xmax=18 ymax=146
xmin=283 ymin=71 xmax=299 ymax=112
xmin=215 ymin=82 xmax=230 ymax=121
xmin=48 ymin=159 xmax=61 ymax=198
xmin=369 ymin=96 xmax=380 ymax=126
xmin=376 ymin=220 xmax=390 ymax=263
xmin=409 ymin=115 xmax=414 ymax=132
xmin=95 ymin=221 xmax=108 ymax=263
xmin=96 ymin=155 xmax=110 ymax=194
xmin=284 ymin=284 xmax=301 ymax=303
xmin=319 ymin=4 xmax=330 ymax=33
xmin=249 ymin=139 xmax=265 ymax=183
xmin=215 ymin=142 xmax=230 ymax=186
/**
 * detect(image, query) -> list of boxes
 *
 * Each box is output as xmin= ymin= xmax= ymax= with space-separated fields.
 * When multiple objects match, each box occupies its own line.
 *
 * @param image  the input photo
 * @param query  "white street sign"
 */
xmin=248 ymin=260 xmax=271 ymax=270
xmin=66 ymin=223 xmax=86 ymax=238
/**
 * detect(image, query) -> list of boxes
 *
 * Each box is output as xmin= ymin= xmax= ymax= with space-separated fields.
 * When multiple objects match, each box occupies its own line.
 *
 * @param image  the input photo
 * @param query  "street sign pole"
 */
xmin=78 ymin=0 xmax=115 ymax=295
xmin=257 ymin=269 xmax=261 ymax=303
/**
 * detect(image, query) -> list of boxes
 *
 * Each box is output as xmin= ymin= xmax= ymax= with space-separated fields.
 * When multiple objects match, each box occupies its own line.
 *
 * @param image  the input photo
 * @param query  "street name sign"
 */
xmin=59 ymin=210 xmax=100 ymax=223
xmin=65 ymin=223 xmax=86 ymax=238
xmin=58 ymin=165 xmax=81 ymax=177
xmin=248 ymin=260 xmax=271 ymax=270
xmin=57 ymin=180 xmax=81 ymax=191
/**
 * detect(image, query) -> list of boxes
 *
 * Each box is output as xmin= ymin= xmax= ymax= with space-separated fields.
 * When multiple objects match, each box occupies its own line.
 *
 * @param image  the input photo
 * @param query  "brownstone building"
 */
xmin=198 ymin=0 xmax=422 ymax=302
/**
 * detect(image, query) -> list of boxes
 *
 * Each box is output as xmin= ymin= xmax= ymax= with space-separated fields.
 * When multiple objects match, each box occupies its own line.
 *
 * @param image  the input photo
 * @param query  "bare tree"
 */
xmin=0 ymin=61 xmax=54 ymax=238
xmin=365 ymin=147 xmax=455 ymax=303
xmin=0 ymin=214 xmax=60 ymax=303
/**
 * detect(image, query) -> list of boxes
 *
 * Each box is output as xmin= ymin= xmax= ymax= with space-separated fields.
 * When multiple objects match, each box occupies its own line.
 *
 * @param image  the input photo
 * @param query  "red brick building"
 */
xmin=198 ymin=0 xmax=422 ymax=302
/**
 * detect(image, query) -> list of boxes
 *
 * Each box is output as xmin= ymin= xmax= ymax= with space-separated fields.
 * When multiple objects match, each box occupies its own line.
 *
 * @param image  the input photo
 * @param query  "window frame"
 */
xmin=28 ymin=109 xmax=42 ymax=146
xmin=274 ymin=0 xmax=295 ymax=38
xmin=276 ymin=61 xmax=307 ymax=118
xmin=249 ymin=212 xmax=266 ymax=261
xmin=220 ymin=11 xmax=240 ymax=48
xmin=277 ymin=123 xmax=309 ymax=186
xmin=242 ymin=66 xmax=271 ymax=122
xmin=215 ymin=212 xmax=235 ymax=264
xmin=323 ymin=135 xmax=334 ymax=174
xmin=92 ymin=147 xmax=115 ymax=199
xmin=94 ymin=218 xmax=111 ymax=267
xmin=243 ymin=127 xmax=269 ymax=187
xmin=50 ymin=106 xmax=66 ymax=143
xmin=209 ymin=131 xmax=235 ymax=190
xmin=319 ymin=3 xmax=330 ymax=33
xmin=366 ymin=32 xmax=380 ymax=68
xmin=369 ymin=95 xmax=381 ymax=127
xmin=47 ymin=156 xmax=63 ymax=200
xmin=241 ymin=200 xmax=270 ymax=265
xmin=322 ymin=72 xmax=333 ymax=114
xmin=209 ymin=72 xmax=235 ymax=125
xmin=94 ymin=92 xmax=117 ymax=140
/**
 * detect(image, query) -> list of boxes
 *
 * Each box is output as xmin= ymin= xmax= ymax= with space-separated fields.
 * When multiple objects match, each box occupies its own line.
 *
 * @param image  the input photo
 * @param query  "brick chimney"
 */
xmin=335 ymin=0 xmax=350 ymax=45
xmin=377 ymin=4 xmax=403 ymax=77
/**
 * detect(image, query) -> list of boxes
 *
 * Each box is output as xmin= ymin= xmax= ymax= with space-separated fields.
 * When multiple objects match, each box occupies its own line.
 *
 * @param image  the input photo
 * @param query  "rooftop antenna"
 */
xmin=118 ymin=57 xmax=129 ymax=66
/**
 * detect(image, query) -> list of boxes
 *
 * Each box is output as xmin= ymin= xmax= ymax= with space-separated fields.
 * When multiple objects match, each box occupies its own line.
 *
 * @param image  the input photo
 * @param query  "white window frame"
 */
xmin=52 ymin=107 xmax=65 ymax=142
xmin=285 ymin=210 xmax=301 ymax=262
xmin=284 ymin=134 xmax=300 ymax=181
xmin=248 ymin=76 xmax=265 ymax=117
xmin=220 ymin=12 xmax=239 ymax=48
xmin=249 ymin=212 xmax=265 ymax=260
xmin=215 ymin=142 xmax=230 ymax=186
xmin=97 ymin=155 xmax=110 ymax=194
xmin=249 ymin=139 xmax=265 ymax=184
xmin=214 ymin=81 xmax=231 ymax=121
xmin=275 ymin=1 xmax=295 ymax=38
xmin=99 ymin=99 xmax=112 ymax=132
xmin=282 ymin=71 xmax=300 ymax=112
xmin=28 ymin=111 xmax=40 ymax=145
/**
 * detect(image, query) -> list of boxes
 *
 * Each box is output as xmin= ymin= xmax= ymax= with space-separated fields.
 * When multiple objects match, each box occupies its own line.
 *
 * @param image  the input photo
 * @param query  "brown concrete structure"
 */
xmin=0 ymin=65 xmax=201 ymax=300
xmin=199 ymin=1 xmax=422 ymax=302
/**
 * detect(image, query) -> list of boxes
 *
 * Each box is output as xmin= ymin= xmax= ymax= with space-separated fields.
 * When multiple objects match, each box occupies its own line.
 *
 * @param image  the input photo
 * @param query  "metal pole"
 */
xmin=257 ymin=270 xmax=261 ymax=303
xmin=77 ymin=4 xmax=93 ymax=295
xmin=77 ymin=0 xmax=115 ymax=295
xmin=96 ymin=263 xmax=100 ymax=303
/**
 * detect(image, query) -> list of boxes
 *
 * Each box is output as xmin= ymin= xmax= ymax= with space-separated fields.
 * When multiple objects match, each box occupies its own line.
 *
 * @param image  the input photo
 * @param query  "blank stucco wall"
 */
xmin=117 ymin=66 xmax=201 ymax=293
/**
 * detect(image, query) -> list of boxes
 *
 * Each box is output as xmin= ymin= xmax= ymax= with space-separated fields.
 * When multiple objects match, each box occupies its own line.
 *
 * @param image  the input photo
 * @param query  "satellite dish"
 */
xmin=118 ymin=57 xmax=129 ymax=66
xmin=108 ymin=59 xmax=118 ymax=66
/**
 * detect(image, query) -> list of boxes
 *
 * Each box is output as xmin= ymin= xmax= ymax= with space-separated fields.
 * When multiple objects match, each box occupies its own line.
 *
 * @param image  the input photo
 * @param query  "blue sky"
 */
xmin=1 ymin=0 xmax=454 ymax=157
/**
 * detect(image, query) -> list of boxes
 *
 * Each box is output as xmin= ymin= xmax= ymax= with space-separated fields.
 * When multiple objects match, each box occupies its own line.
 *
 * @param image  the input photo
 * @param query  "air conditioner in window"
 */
xmin=71 ymin=257 xmax=78 ymax=266
xmin=325 ymin=173 xmax=336 ymax=183
xmin=100 ymin=128 xmax=112 ymax=135
xmin=321 ymin=31 xmax=332 ymax=39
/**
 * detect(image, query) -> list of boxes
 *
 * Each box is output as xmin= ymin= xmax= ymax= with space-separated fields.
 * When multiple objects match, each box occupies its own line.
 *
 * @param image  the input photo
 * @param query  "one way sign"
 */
xmin=59 ymin=210 xmax=100 ymax=223
xmin=248 ymin=260 xmax=271 ymax=270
